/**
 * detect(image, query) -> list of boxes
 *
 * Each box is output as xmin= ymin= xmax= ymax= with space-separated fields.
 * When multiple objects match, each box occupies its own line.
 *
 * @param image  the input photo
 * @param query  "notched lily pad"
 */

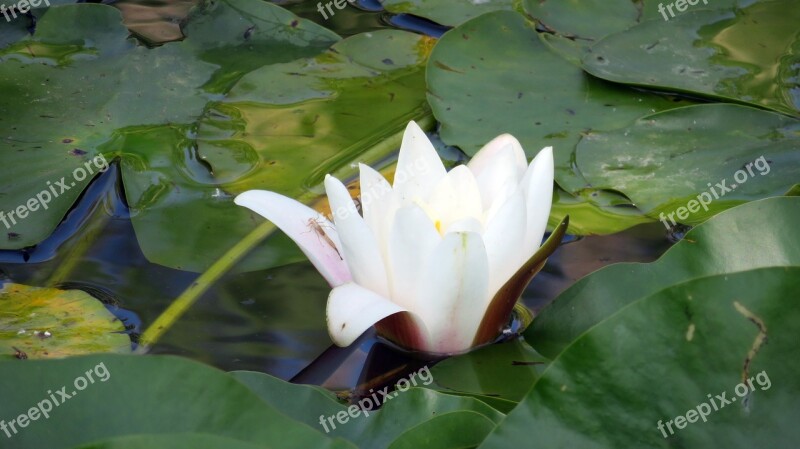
xmin=0 ymin=283 xmax=130 ymax=359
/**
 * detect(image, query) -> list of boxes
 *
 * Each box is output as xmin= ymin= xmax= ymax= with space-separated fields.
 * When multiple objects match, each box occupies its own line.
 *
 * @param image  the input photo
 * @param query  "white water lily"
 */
xmin=235 ymin=121 xmax=564 ymax=354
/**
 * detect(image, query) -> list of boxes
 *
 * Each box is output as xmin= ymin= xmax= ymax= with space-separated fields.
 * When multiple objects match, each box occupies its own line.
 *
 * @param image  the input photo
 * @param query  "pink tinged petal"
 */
xmin=393 ymin=121 xmax=447 ymax=204
xmin=482 ymin=190 xmax=527 ymax=300
xmin=387 ymin=205 xmax=441 ymax=310
xmin=468 ymin=133 xmax=528 ymax=179
xmin=327 ymin=283 xmax=419 ymax=347
xmin=234 ymin=190 xmax=351 ymax=287
xmin=468 ymin=135 xmax=528 ymax=209
xmin=521 ymin=147 xmax=555 ymax=257
xmin=427 ymin=165 xmax=483 ymax=230
xmin=325 ymin=175 xmax=391 ymax=297
xmin=358 ymin=163 xmax=397 ymax=265
xmin=415 ymin=232 xmax=490 ymax=354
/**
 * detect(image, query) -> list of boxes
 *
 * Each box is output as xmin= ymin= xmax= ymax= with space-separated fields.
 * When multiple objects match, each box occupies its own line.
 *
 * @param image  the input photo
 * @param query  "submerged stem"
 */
xmin=136 ymin=219 xmax=276 ymax=350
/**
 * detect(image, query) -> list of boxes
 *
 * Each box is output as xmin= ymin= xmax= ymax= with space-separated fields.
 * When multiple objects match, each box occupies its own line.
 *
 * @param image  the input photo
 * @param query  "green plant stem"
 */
xmin=136 ymin=219 xmax=277 ymax=350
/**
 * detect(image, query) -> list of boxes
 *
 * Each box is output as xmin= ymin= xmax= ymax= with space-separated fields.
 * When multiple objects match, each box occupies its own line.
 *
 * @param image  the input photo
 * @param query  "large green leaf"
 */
xmin=481 ymin=267 xmax=800 ymax=448
xmin=232 ymin=370 xmax=504 ymax=448
xmin=583 ymin=0 xmax=800 ymax=117
xmin=0 ymin=354 xmax=354 ymax=449
xmin=426 ymin=338 xmax=547 ymax=413
xmin=425 ymin=10 xmax=694 ymax=233
xmin=380 ymin=0 xmax=516 ymax=27
xmin=575 ymin=104 xmax=800 ymax=224
xmin=0 ymin=1 xmax=338 ymax=272
xmin=527 ymin=196 xmax=800 ymax=359
xmin=0 ymin=283 xmax=130 ymax=359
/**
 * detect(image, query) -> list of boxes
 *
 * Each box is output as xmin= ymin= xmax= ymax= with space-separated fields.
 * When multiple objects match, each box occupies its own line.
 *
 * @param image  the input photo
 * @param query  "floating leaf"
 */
xmin=0 ymin=354 xmax=354 ymax=449
xmin=233 ymin=370 xmax=504 ymax=448
xmin=575 ymin=104 xmax=800 ymax=224
xmin=380 ymin=0 xmax=516 ymax=27
xmin=482 ymin=268 xmax=800 ymax=448
xmin=426 ymin=338 xmax=547 ymax=413
xmin=583 ymin=1 xmax=800 ymax=116
xmin=527 ymin=196 xmax=800 ymax=359
xmin=0 ymin=283 xmax=129 ymax=359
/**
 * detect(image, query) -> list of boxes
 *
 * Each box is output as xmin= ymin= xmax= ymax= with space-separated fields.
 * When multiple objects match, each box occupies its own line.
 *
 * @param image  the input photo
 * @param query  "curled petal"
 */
xmin=325 ymin=175 xmax=391 ymax=298
xmin=234 ymin=190 xmax=351 ymax=287
xmin=327 ymin=283 xmax=426 ymax=347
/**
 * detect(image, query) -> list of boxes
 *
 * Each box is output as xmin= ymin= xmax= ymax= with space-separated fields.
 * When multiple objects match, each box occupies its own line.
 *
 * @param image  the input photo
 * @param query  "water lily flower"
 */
xmin=235 ymin=121 xmax=566 ymax=354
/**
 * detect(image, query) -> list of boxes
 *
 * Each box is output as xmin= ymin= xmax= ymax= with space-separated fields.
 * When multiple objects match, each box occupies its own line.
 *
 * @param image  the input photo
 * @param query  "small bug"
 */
xmin=305 ymin=218 xmax=343 ymax=260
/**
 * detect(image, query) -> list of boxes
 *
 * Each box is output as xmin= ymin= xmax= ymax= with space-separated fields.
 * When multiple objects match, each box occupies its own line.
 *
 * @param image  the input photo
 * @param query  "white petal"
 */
xmin=520 ymin=147 xmax=555 ymax=257
xmin=468 ymin=133 xmax=527 ymax=179
xmin=468 ymin=134 xmax=527 ymax=209
xmin=387 ymin=205 xmax=441 ymax=310
xmin=325 ymin=175 xmax=390 ymax=297
xmin=482 ymin=190 xmax=526 ymax=299
xmin=327 ymin=283 xmax=412 ymax=346
xmin=234 ymin=190 xmax=351 ymax=287
xmin=393 ymin=121 xmax=447 ymax=204
xmin=427 ymin=165 xmax=483 ymax=231
xmin=358 ymin=163 xmax=397 ymax=265
xmin=445 ymin=216 xmax=483 ymax=234
xmin=415 ymin=232 xmax=490 ymax=353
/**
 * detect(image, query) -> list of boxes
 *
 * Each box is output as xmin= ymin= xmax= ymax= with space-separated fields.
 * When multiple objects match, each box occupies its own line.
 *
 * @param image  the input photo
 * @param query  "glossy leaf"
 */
xmin=232 ymin=370 xmax=504 ymax=448
xmin=427 ymin=338 xmax=547 ymax=413
xmin=380 ymin=0 xmax=515 ymax=27
xmin=0 ymin=354 xmax=353 ymax=449
xmin=527 ymin=196 xmax=800 ymax=359
xmin=0 ymin=1 xmax=337 ymax=272
xmin=482 ymin=268 xmax=800 ymax=448
xmin=575 ymin=104 xmax=800 ymax=224
xmin=583 ymin=1 xmax=800 ymax=116
xmin=0 ymin=283 xmax=130 ymax=359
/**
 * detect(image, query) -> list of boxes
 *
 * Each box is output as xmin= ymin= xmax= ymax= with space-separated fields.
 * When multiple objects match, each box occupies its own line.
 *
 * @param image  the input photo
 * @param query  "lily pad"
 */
xmin=0 ymin=354 xmax=354 ymax=449
xmin=575 ymin=104 xmax=800 ymax=224
xmin=0 ymin=283 xmax=130 ymax=359
xmin=380 ymin=0 xmax=516 ymax=27
xmin=0 ymin=2 xmax=434 ymax=273
xmin=232 ymin=370 xmax=504 ymax=448
xmin=582 ymin=1 xmax=800 ymax=117
xmin=482 ymin=268 xmax=800 ymax=448
xmin=426 ymin=10 xmax=696 ymax=200
xmin=426 ymin=338 xmax=547 ymax=413
xmin=527 ymin=196 xmax=800 ymax=359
